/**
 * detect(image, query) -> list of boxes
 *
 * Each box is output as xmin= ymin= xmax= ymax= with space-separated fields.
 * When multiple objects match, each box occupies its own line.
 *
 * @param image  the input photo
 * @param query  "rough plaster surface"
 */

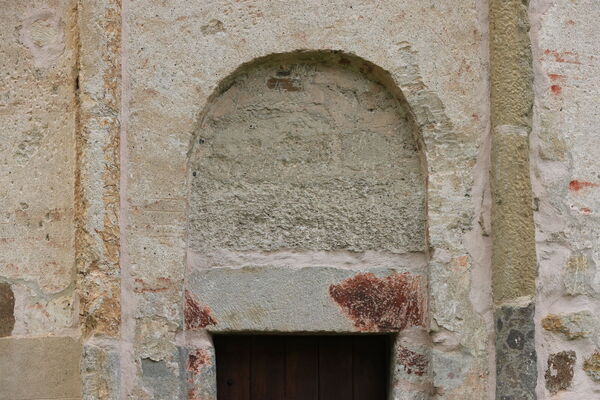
xmin=531 ymin=0 xmax=600 ymax=398
xmin=0 ymin=3 xmax=82 ymax=397
xmin=188 ymin=53 xmax=425 ymax=254
xmin=1 ymin=1 xmax=77 ymax=336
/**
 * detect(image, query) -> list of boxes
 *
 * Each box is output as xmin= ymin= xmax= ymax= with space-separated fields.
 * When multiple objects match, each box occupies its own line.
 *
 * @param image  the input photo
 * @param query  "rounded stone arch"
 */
xmin=186 ymin=50 xmax=428 ymax=254
xmin=182 ymin=50 xmax=433 ymax=399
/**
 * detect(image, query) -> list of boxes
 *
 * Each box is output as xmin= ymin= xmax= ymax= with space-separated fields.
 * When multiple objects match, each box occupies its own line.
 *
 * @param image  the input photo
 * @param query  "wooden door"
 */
xmin=214 ymin=335 xmax=389 ymax=400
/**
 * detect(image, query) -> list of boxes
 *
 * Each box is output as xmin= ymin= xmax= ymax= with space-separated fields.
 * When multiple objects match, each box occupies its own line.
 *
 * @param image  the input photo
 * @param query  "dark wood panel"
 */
xmin=318 ymin=336 xmax=353 ymax=400
xmin=215 ymin=335 xmax=389 ymax=400
xmin=215 ymin=335 xmax=251 ymax=400
xmin=251 ymin=336 xmax=286 ymax=400
xmin=285 ymin=336 xmax=318 ymax=400
xmin=352 ymin=336 xmax=388 ymax=400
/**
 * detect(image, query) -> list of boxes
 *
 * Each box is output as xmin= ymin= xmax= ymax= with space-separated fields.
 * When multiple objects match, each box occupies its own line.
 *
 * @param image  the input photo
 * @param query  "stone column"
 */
xmin=490 ymin=0 xmax=538 ymax=398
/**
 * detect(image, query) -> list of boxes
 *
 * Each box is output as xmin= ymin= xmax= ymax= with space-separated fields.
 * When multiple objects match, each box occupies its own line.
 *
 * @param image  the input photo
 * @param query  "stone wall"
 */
xmin=3 ymin=0 xmax=599 ymax=399
xmin=531 ymin=0 xmax=600 ymax=398
xmin=0 ymin=1 xmax=82 ymax=398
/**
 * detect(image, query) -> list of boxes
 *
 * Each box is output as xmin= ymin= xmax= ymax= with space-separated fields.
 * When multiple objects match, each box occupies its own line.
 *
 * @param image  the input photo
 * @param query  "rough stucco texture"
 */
xmin=489 ymin=0 xmax=537 ymax=304
xmin=188 ymin=55 xmax=425 ymax=254
xmin=0 ymin=1 xmax=78 ymax=336
xmin=532 ymin=0 xmax=600 ymax=398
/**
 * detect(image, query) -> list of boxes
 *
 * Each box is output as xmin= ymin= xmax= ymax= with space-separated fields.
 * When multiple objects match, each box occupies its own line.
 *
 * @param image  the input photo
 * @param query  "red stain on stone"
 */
xmin=184 ymin=290 xmax=217 ymax=330
xmin=186 ymin=349 xmax=212 ymax=399
xmin=329 ymin=272 xmax=424 ymax=331
xmin=187 ymin=349 xmax=211 ymax=375
xmin=133 ymin=278 xmax=170 ymax=293
xmin=550 ymin=85 xmax=562 ymax=95
xmin=397 ymin=346 xmax=428 ymax=376
xmin=548 ymin=73 xmax=565 ymax=81
xmin=569 ymin=180 xmax=599 ymax=191
xmin=580 ymin=207 xmax=592 ymax=215
xmin=544 ymin=49 xmax=582 ymax=65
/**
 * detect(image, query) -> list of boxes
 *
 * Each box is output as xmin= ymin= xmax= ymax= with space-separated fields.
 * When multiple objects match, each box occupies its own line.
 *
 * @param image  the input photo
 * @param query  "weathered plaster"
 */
xmin=531 ymin=0 xmax=600 ymax=398
xmin=1 ymin=0 xmax=78 ymax=336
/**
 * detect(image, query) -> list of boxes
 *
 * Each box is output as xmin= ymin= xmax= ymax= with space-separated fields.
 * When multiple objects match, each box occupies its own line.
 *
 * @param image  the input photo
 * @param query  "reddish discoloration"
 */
xmin=550 ymin=85 xmax=562 ymax=95
xmin=360 ymin=62 xmax=373 ymax=75
xmin=185 ymin=290 xmax=217 ymax=330
xmin=187 ymin=349 xmax=211 ymax=375
xmin=133 ymin=278 xmax=171 ymax=293
xmin=186 ymin=349 xmax=212 ymax=399
xmin=548 ymin=73 xmax=565 ymax=81
xmin=397 ymin=346 xmax=428 ymax=376
xmin=266 ymin=77 xmax=301 ymax=91
xmin=569 ymin=180 xmax=599 ymax=191
xmin=580 ymin=207 xmax=592 ymax=215
xmin=452 ymin=255 xmax=469 ymax=271
xmin=544 ymin=49 xmax=582 ymax=65
xmin=329 ymin=272 xmax=424 ymax=331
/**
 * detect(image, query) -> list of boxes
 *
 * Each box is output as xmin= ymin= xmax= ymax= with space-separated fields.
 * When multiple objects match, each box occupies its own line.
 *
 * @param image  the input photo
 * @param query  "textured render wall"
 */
xmin=188 ymin=55 xmax=425 ymax=254
xmin=0 ymin=0 xmax=82 ymax=398
xmin=122 ymin=0 xmax=492 ymax=398
xmin=531 ymin=0 xmax=600 ymax=398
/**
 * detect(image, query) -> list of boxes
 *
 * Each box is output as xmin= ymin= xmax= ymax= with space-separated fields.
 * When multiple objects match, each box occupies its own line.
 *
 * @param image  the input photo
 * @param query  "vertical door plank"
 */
xmin=285 ymin=336 xmax=319 ymax=400
xmin=318 ymin=336 xmax=353 ymax=400
xmin=352 ymin=336 xmax=388 ymax=400
xmin=251 ymin=336 xmax=286 ymax=400
xmin=215 ymin=335 xmax=251 ymax=400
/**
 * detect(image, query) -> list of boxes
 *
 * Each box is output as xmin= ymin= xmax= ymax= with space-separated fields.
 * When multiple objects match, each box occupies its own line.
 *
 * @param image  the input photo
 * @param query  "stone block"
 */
xmin=186 ymin=266 xmax=426 ymax=333
xmin=495 ymin=304 xmax=537 ymax=399
xmin=544 ymin=351 xmax=576 ymax=394
xmin=0 ymin=336 xmax=82 ymax=399
xmin=0 ymin=283 xmax=15 ymax=337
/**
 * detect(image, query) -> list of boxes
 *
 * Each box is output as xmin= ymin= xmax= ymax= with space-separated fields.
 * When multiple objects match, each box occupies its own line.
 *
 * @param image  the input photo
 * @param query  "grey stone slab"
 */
xmin=186 ymin=266 xmax=425 ymax=333
xmin=495 ymin=303 xmax=537 ymax=400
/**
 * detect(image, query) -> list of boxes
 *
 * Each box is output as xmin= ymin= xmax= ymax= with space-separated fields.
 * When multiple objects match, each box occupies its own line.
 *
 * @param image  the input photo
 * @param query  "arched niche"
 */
xmin=182 ymin=51 xmax=431 ymax=399
xmin=187 ymin=51 xmax=426 ymax=255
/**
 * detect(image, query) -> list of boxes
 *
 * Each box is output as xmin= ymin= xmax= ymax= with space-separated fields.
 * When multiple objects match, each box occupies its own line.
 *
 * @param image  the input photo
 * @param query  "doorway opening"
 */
xmin=214 ymin=334 xmax=391 ymax=400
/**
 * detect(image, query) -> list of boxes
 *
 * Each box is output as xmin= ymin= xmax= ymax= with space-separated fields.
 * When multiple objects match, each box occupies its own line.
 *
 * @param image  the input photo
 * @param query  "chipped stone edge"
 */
xmin=75 ymin=0 xmax=122 ymax=397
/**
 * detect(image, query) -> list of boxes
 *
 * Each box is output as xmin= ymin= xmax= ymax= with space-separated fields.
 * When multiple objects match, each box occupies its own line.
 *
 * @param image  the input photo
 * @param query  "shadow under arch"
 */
xmin=182 ymin=49 xmax=432 ymax=399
